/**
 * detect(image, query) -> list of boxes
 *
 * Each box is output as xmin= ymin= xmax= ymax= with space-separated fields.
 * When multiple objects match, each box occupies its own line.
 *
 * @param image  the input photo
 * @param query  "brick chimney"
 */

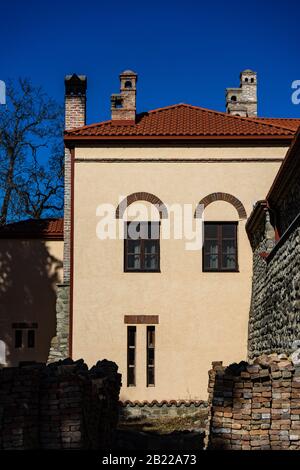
xmin=111 ymin=70 xmax=137 ymax=123
xmin=48 ymin=73 xmax=88 ymax=363
xmin=65 ymin=74 xmax=87 ymax=130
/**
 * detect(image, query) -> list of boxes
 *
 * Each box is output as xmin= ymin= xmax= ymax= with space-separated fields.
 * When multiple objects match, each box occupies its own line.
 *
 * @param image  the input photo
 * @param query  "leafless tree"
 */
xmin=0 ymin=78 xmax=64 ymax=225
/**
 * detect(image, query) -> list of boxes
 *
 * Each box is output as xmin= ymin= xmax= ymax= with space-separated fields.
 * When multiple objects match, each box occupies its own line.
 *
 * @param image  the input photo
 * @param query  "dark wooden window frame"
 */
xmin=127 ymin=326 xmax=136 ymax=387
xmin=124 ymin=221 xmax=160 ymax=273
xmin=146 ymin=326 xmax=155 ymax=387
xmin=12 ymin=323 xmax=37 ymax=349
xmin=203 ymin=221 xmax=239 ymax=272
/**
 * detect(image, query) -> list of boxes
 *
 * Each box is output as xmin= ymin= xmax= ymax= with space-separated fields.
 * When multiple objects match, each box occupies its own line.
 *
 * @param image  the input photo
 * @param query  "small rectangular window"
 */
xmin=12 ymin=324 xmax=37 ymax=349
xmin=203 ymin=222 xmax=238 ymax=272
xmin=124 ymin=222 xmax=160 ymax=272
xmin=15 ymin=330 xmax=23 ymax=349
xmin=27 ymin=330 xmax=35 ymax=348
xmin=127 ymin=326 xmax=136 ymax=386
xmin=147 ymin=326 xmax=155 ymax=387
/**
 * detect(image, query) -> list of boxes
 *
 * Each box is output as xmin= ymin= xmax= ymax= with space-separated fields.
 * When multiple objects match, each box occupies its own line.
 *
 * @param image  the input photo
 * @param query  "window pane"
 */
xmin=205 ymin=254 xmax=218 ymax=269
xmin=147 ymin=367 xmax=155 ymax=386
xmin=222 ymin=239 xmax=235 ymax=254
xmin=222 ymin=254 xmax=236 ymax=269
xmin=15 ymin=330 xmax=22 ymax=348
xmin=128 ymin=347 xmax=135 ymax=366
xmin=127 ymin=240 xmax=141 ymax=254
xmin=128 ymin=367 xmax=135 ymax=387
xmin=148 ymin=222 xmax=160 ymax=240
xmin=147 ymin=326 xmax=155 ymax=386
xmin=222 ymin=224 xmax=236 ymax=238
xmin=148 ymin=348 xmax=155 ymax=366
xmin=126 ymin=222 xmax=140 ymax=240
xmin=205 ymin=240 xmax=218 ymax=254
xmin=144 ymin=240 xmax=158 ymax=255
xmin=128 ymin=327 xmax=136 ymax=347
xmin=145 ymin=255 xmax=158 ymax=270
xmin=127 ymin=254 xmax=141 ymax=269
xmin=148 ymin=328 xmax=155 ymax=347
xmin=205 ymin=224 xmax=218 ymax=238
xmin=28 ymin=330 xmax=35 ymax=348
xmin=127 ymin=327 xmax=136 ymax=386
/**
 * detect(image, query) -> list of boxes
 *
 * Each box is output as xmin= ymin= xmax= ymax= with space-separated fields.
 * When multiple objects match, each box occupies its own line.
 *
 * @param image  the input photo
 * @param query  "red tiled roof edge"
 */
xmin=64 ymin=103 xmax=296 ymax=139
xmin=253 ymin=118 xmax=300 ymax=132
xmin=0 ymin=218 xmax=64 ymax=240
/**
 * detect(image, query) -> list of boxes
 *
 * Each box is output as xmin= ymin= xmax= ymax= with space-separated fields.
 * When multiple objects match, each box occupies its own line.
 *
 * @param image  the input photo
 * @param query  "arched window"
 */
xmin=124 ymin=221 xmax=160 ymax=272
xmin=245 ymin=77 xmax=249 ymax=82
xmin=203 ymin=222 xmax=238 ymax=272
xmin=124 ymin=80 xmax=132 ymax=89
xmin=195 ymin=193 xmax=246 ymax=273
xmin=194 ymin=192 xmax=247 ymax=219
xmin=250 ymin=78 xmax=254 ymax=83
xmin=116 ymin=192 xmax=168 ymax=273
xmin=231 ymin=95 xmax=237 ymax=101
xmin=116 ymin=192 xmax=168 ymax=219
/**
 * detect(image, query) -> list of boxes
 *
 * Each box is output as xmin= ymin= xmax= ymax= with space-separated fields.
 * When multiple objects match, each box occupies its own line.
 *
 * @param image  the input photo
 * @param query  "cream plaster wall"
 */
xmin=72 ymin=145 xmax=286 ymax=401
xmin=0 ymin=239 xmax=63 ymax=366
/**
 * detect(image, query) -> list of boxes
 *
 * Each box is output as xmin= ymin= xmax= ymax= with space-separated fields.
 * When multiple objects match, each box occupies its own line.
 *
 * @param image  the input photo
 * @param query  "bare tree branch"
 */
xmin=0 ymin=78 xmax=64 ymax=224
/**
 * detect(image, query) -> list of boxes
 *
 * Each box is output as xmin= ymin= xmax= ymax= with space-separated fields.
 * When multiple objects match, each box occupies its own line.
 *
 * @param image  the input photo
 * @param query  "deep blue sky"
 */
xmin=1 ymin=0 xmax=300 ymax=123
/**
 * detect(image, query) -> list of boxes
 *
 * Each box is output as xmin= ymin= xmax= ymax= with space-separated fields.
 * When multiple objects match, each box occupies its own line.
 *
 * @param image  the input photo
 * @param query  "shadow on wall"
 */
xmin=0 ymin=240 xmax=62 ymax=366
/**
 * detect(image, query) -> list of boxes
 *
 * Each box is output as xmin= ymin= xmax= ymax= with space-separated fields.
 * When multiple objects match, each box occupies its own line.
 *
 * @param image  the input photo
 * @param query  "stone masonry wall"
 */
xmin=248 ymin=215 xmax=300 ymax=358
xmin=48 ymin=284 xmax=70 ymax=362
xmin=0 ymin=358 xmax=121 ymax=449
xmin=206 ymin=354 xmax=300 ymax=450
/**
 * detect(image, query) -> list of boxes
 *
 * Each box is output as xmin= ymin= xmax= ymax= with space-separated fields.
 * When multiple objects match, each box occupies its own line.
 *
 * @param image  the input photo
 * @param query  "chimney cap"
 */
xmin=240 ymin=69 xmax=256 ymax=75
xmin=120 ymin=69 xmax=137 ymax=76
xmin=65 ymin=73 xmax=87 ymax=81
xmin=65 ymin=74 xmax=87 ymax=95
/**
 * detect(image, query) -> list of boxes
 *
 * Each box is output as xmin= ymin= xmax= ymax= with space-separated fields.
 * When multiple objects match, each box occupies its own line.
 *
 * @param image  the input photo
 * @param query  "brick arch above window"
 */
xmin=115 ymin=192 xmax=168 ymax=219
xmin=194 ymin=192 xmax=247 ymax=219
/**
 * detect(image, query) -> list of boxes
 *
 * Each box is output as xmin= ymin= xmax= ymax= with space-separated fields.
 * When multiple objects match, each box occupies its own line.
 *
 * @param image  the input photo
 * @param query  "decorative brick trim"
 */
xmin=120 ymin=400 xmax=207 ymax=408
xmin=124 ymin=315 xmax=159 ymax=324
xmin=12 ymin=322 xmax=38 ymax=329
xmin=116 ymin=192 xmax=168 ymax=219
xmin=194 ymin=192 xmax=247 ymax=219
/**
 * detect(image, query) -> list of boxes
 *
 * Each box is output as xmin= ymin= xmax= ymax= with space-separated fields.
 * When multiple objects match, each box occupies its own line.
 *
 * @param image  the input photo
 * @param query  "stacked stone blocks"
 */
xmin=0 ymin=358 xmax=121 ymax=449
xmin=206 ymin=354 xmax=300 ymax=450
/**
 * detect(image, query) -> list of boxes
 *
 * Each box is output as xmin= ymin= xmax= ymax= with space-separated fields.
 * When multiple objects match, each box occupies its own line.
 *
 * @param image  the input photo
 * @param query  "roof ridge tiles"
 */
xmin=65 ymin=103 xmax=298 ymax=138
xmin=147 ymin=103 xmax=294 ymax=133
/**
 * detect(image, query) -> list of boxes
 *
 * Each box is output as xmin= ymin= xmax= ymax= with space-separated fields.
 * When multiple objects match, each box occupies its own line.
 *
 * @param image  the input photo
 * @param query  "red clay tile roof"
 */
xmin=254 ymin=118 xmax=300 ymax=132
xmin=65 ymin=104 xmax=297 ymax=140
xmin=0 ymin=218 xmax=63 ymax=239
